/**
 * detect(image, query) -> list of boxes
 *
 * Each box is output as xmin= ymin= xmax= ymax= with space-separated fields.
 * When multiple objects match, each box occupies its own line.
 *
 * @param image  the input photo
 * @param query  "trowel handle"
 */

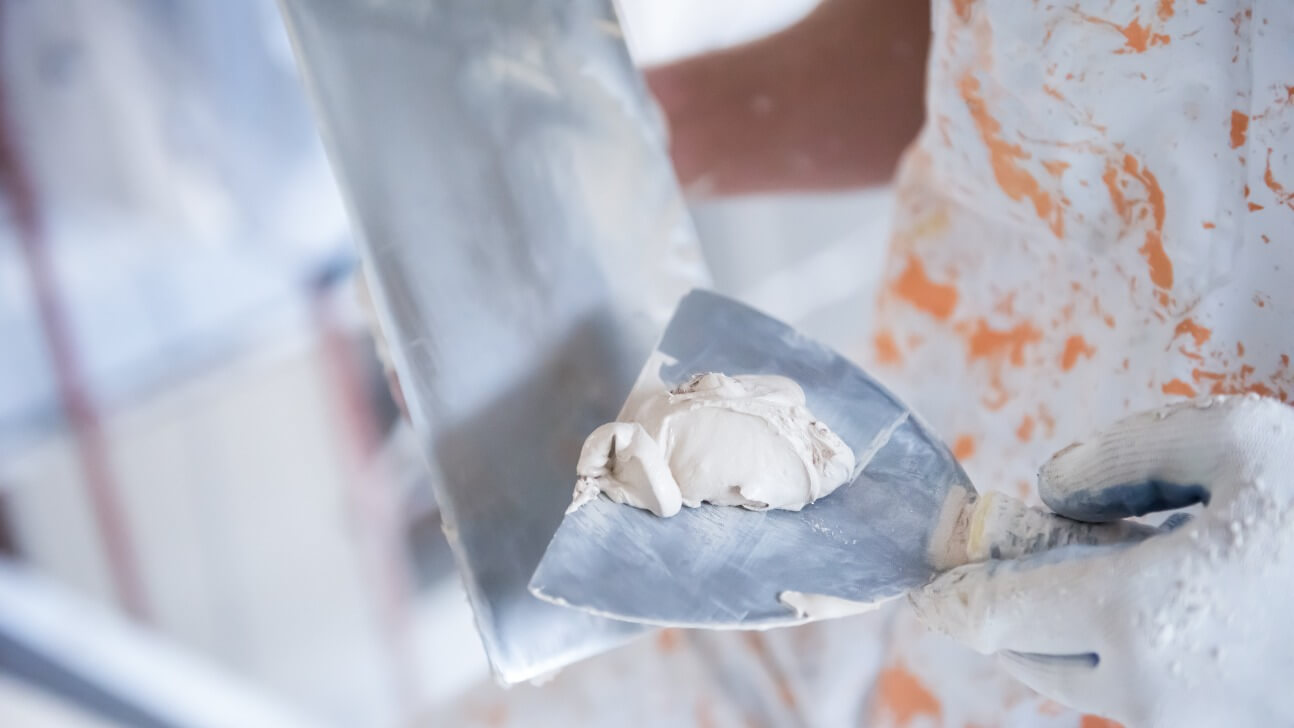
xmin=934 ymin=490 xmax=1159 ymax=569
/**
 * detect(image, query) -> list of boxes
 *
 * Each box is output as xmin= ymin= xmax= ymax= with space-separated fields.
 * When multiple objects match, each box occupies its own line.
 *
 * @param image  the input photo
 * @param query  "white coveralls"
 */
xmin=436 ymin=1 xmax=1294 ymax=725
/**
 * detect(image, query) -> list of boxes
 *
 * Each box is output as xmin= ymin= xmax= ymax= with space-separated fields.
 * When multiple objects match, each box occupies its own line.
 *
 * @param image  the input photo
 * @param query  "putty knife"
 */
xmin=530 ymin=290 xmax=1156 ymax=628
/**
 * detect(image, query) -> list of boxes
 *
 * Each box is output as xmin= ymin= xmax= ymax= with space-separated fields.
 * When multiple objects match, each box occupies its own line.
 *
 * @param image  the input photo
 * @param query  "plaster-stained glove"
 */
xmin=910 ymin=395 xmax=1294 ymax=728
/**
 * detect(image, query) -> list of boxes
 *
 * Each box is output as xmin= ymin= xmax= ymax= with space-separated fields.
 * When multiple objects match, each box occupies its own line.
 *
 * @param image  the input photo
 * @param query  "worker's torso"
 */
xmin=873 ymin=0 xmax=1294 ymax=500
xmin=864 ymin=1 xmax=1294 ymax=725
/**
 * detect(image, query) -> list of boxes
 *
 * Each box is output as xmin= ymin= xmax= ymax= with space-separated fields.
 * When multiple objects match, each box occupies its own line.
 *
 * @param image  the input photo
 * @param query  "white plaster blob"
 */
xmin=572 ymin=372 xmax=855 ymax=517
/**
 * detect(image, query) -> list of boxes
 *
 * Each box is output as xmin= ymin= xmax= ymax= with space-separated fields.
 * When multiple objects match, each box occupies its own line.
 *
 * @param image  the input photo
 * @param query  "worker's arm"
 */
xmin=644 ymin=0 xmax=930 ymax=197
xmin=910 ymin=395 xmax=1294 ymax=727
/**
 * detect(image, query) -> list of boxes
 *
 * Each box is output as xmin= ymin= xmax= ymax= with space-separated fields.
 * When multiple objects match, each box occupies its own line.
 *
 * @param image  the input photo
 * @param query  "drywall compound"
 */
xmin=571 ymin=372 xmax=855 ymax=517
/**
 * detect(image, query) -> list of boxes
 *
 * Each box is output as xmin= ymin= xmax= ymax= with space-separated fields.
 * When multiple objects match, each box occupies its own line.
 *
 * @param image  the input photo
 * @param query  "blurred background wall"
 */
xmin=0 ymin=1 xmax=892 ymax=726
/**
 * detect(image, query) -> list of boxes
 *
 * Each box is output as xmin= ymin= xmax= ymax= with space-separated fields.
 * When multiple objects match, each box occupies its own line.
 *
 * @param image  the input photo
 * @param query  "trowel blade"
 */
xmin=530 ymin=290 xmax=975 ymax=628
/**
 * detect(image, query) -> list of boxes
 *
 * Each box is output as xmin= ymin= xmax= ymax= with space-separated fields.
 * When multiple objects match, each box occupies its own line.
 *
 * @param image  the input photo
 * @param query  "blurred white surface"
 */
xmin=0 ymin=560 xmax=318 ymax=727
xmin=691 ymin=190 xmax=893 ymax=361
xmin=617 ymin=0 xmax=819 ymax=65
xmin=0 ymin=676 xmax=120 ymax=728
xmin=0 ymin=0 xmax=352 ymax=450
xmin=0 ymin=2 xmax=404 ymax=723
xmin=1 ymin=327 xmax=402 ymax=726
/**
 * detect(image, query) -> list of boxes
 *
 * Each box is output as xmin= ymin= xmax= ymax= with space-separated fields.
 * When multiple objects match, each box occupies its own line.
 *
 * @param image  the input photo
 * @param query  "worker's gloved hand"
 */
xmin=910 ymin=395 xmax=1294 ymax=728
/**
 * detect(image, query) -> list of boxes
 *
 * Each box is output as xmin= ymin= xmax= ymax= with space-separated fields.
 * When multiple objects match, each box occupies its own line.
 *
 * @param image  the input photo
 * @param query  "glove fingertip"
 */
xmin=1040 ymin=479 xmax=1210 ymax=522
xmin=1038 ymin=430 xmax=1211 ymax=521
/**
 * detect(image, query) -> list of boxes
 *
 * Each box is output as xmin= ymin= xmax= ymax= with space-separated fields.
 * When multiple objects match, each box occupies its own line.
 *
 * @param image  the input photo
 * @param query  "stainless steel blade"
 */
xmin=278 ymin=0 xmax=710 ymax=682
xmin=529 ymin=290 xmax=973 ymax=628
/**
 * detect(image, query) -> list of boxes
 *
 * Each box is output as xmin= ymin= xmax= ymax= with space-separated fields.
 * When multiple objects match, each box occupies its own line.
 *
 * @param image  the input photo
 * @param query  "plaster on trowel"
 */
xmin=530 ymin=290 xmax=1158 ymax=628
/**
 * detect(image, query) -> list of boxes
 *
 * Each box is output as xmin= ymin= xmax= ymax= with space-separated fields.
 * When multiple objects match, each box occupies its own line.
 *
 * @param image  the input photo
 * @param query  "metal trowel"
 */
xmin=279 ymin=0 xmax=710 ymax=682
xmin=530 ymin=290 xmax=1156 ymax=629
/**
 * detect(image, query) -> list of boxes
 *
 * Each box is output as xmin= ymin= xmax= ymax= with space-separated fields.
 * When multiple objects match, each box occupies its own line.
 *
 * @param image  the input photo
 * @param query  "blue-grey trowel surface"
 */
xmin=530 ymin=290 xmax=974 ymax=628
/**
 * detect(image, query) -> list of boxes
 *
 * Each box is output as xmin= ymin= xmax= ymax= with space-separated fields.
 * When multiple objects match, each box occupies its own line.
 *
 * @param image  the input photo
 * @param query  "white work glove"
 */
xmin=910 ymin=395 xmax=1294 ymax=728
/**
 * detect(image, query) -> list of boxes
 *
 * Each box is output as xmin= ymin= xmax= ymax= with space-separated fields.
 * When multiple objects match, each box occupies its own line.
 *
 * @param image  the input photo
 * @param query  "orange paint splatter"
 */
xmin=1237 ymin=341 xmax=1246 ymax=357
xmin=1038 ymin=404 xmax=1056 ymax=436
xmin=874 ymin=329 xmax=903 ymax=365
xmin=1038 ymin=700 xmax=1065 ymax=716
xmin=1248 ymin=201 xmax=1265 ymax=211
xmin=873 ymin=665 xmax=942 ymax=727
xmin=960 ymin=319 xmax=1042 ymax=410
xmin=1201 ymin=220 xmax=1215 ymax=229
xmin=959 ymin=74 xmax=1064 ymax=237
xmin=1248 ymin=382 xmax=1276 ymax=397
xmin=1230 ymin=110 xmax=1249 ymax=148
xmin=741 ymin=633 xmax=797 ymax=709
xmin=695 ymin=701 xmax=717 ymax=728
xmin=657 ymin=628 xmax=680 ymax=652
xmin=1061 ymin=335 xmax=1096 ymax=371
xmin=994 ymin=291 xmax=1017 ymax=317
xmin=1263 ymin=148 xmax=1294 ymax=210
xmin=891 ymin=255 xmax=959 ymax=320
xmin=1016 ymin=480 xmax=1032 ymax=499
xmin=1042 ymin=159 xmax=1070 ymax=177
xmin=1180 ymin=359 xmax=1293 ymax=401
xmin=1081 ymin=716 xmax=1125 ymax=728
xmin=952 ymin=0 xmax=975 ymax=22
xmin=1105 ymin=154 xmax=1173 ymax=296
xmin=1043 ymin=84 xmax=1066 ymax=102
xmin=1173 ymin=317 xmax=1212 ymax=347
xmin=937 ymin=114 xmax=954 ymax=147
xmin=952 ymin=435 xmax=976 ymax=461
xmin=1082 ymin=14 xmax=1171 ymax=53
xmin=1016 ymin=415 xmax=1035 ymax=442
xmin=967 ymin=319 xmax=1043 ymax=365
xmin=1193 ymin=368 xmax=1227 ymax=384
xmin=1162 ymin=378 xmax=1197 ymax=396
xmin=1132 ymin=155 xmax=1164 ymax=223
xmin=1101 ymin=164 xmax=1128 ymax=217
xmin=1142 ymin=241 xmax=1173 ymax=287
xmin=1157 ymin=0 xmax=1175 ymax=19
xmin=1120 ymin=155 xmax=1173 ymax=291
